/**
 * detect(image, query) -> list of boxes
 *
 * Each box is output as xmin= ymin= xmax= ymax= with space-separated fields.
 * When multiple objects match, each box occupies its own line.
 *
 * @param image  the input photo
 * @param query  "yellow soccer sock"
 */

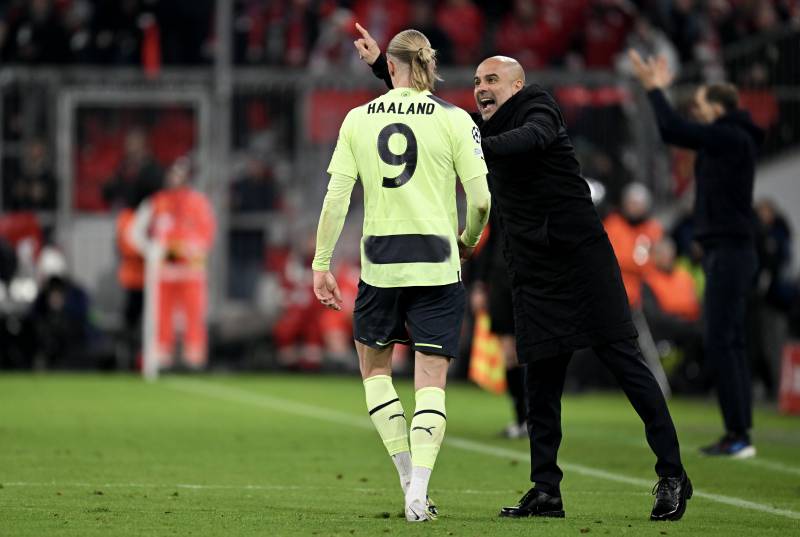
xmin=364 ymin=375 xmax=410 ymax=457
xmin=409 ymin=387 xmax=447 ymax=471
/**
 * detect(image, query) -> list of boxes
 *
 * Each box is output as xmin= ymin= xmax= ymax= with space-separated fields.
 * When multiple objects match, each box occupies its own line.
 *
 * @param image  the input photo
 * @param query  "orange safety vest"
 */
xmin=603 ymin=212 xmax=663 ymax=307
xmin=643 ymin=266 xmax=701 ymax=322
xmin=116 ymin=209 xmax=144 ymax=290
xmin=149 ymin=186 xmax=215 ymax=278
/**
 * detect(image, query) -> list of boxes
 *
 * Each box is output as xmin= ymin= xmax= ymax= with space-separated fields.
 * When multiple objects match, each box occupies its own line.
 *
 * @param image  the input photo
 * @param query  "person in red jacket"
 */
xmin=603 ymin=182 xmax=663 ymax=308
xmin=130 ymin=157 xmax=215 ymax=369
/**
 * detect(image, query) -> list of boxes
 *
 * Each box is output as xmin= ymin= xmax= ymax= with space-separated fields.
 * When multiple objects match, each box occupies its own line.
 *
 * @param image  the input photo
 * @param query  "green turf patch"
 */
xmin=1 ymin=374 xmax=798 ymax=536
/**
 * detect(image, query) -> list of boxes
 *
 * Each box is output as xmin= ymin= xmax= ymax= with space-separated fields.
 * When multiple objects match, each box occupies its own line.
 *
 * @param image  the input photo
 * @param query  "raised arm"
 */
xmin=353 ymin=23 xmax=393 ymax=89
xmin=481 ymin=105 xmax=560 ymax=158
xmin=629 ymin=49 xmax=739 ymax=152
xmin=646 ymin=89 xmax=739 ymax=151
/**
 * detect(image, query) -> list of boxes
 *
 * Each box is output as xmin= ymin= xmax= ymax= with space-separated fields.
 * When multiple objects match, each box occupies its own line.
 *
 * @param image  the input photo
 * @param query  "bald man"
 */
xmin=356 ymin=28 xmax=690 ymax=522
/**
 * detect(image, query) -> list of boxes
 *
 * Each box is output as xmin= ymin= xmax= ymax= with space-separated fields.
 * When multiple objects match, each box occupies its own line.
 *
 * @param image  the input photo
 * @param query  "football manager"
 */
xmin=354 ymin=23 xmax=691 ymax=521
xmin=629 ymin=50 xmax=763 ymax=458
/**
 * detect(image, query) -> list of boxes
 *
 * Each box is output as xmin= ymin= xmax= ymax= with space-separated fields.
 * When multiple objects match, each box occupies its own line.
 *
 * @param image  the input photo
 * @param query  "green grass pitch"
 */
xmin=1 ymin=374 xmax=799 ymax=536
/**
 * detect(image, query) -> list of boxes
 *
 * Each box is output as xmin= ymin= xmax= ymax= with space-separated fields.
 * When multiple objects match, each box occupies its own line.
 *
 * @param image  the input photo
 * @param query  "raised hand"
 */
xmin=628 ymin=49 xmax=674 ymax=90
xmin=651 ymin=55 xmax=675 ymax=89
xmin=354 ymin=22 xmax=380 ymax=66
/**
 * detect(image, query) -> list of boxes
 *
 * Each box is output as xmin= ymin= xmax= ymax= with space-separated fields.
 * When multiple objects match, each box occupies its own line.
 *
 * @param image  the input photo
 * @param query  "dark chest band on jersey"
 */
xmin=367 ymin=102 xmax=435 ymax=115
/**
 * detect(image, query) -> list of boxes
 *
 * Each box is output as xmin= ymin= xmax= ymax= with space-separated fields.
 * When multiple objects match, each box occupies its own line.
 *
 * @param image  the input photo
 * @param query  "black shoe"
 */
xmin=650 ymin=472 xmax=692 ymax=521
xmin=499 ymin=488 xmax=565 ymax=518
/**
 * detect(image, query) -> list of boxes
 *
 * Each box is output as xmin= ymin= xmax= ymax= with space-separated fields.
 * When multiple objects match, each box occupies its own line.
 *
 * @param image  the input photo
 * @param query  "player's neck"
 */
xmin=390 ymin=74 xmax=413 ymax=90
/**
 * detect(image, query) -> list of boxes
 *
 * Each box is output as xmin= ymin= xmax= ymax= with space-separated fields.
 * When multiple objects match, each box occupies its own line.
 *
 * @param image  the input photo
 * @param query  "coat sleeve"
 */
xmin=370 ymin=54 xmax=393 ymax=89
xmin=481 ymin=104 xmax=560 ymax=158
xmin=646 ymin=89 xmax=742 ymax=152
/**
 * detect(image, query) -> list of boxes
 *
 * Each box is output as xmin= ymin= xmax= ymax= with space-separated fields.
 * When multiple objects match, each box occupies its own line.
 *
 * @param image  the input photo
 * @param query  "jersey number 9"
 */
xmin=377 ymin=123 xmax=417 ymax=188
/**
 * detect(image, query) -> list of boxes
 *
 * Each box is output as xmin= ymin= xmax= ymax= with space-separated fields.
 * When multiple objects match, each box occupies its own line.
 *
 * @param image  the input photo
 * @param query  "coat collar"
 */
xmin=480 ymin=84 xmax=550 ymax=136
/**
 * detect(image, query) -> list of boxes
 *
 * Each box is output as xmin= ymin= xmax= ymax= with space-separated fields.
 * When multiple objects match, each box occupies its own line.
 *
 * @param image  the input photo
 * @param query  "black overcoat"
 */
xmin=478 ymin=85 xmax=636 ymax=362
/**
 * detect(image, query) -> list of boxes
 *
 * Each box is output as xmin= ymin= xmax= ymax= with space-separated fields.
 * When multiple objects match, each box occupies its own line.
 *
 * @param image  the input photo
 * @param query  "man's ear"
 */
xmin=513 ymin=79 xmax=524 ymax=93
xmin=387 ymin=58 xmax=396 ymax=78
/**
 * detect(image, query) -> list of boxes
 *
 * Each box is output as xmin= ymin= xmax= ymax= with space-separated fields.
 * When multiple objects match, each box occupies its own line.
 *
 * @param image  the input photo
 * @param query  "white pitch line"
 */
xmin=737 ymin=457 xmax=800 ymax=477
xmin=5 ymin=481 xmax=639 ymax=497
xmin=566 ymin=431 xmax=800 ymax=478
xmin=166 ymin=379 xmax=800 ymax=521
xmin=687 ymin=446 xmax=800 ymax=475
xmin=1 ymin=482 xmax=313 ymax=492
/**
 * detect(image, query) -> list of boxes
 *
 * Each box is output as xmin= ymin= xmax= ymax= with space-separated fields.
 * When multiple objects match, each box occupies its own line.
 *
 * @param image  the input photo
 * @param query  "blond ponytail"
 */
xmin=387 ymin=29 xmax=442 ymax=92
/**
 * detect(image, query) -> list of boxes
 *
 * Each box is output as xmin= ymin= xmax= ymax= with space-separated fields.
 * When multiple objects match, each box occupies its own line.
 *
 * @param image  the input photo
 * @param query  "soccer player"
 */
xmin=312 ymin=28 xmax=490 ymax=522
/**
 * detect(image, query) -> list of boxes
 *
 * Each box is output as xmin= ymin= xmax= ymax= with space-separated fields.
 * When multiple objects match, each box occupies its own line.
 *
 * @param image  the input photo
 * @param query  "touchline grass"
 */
xmin=1 ymin=374 xmax=799 ymax=536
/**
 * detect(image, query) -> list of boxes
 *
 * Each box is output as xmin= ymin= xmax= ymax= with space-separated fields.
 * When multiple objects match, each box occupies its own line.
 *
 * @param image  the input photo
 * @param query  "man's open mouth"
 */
xmin=478 ymin=96 xmax=496 ymax=113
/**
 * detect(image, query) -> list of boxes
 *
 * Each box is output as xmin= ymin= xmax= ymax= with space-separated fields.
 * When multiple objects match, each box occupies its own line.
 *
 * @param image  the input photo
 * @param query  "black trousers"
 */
xmin=526 ymin=338 xmax=683 ymax=494
xmin=702 ymin=245 xmax=757 ymax=437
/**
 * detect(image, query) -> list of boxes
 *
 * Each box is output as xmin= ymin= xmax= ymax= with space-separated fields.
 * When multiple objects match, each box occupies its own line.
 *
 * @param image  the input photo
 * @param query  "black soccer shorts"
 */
xmin=353 ymin=280 xmax=466 ymax=359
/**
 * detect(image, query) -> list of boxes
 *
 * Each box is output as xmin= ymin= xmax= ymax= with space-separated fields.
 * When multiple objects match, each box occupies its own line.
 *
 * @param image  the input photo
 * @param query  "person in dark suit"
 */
xmin=355 ymin=25 xmax=691 ymax=522
xmin=630 ymin=50 xmax=764 ymax=458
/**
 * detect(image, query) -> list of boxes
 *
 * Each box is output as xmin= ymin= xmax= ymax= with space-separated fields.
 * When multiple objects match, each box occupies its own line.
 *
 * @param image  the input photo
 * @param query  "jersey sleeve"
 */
xmin=326 ymin=111 xmax=359 ymax=179
xmin=450 ymin=109 xmax=488 ymax=184
xmin=312 ymin=173 xmax=356 ymax=272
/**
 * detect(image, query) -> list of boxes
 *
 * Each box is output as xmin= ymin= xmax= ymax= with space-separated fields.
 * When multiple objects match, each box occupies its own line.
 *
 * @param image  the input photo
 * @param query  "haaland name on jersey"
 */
xmin=367 ymin=101 xmax=436 ymax=115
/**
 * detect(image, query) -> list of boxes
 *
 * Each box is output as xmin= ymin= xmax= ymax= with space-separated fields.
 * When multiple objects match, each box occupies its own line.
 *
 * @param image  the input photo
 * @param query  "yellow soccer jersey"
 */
xmin=327 ymin=87 xmax=487 ymax=287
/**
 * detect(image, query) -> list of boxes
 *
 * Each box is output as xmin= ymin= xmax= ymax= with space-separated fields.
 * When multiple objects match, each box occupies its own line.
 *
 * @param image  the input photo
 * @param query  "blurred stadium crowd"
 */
xmin=1 ymin=0 xmax=799 ymax=403
xmin=594 ymin=183 xmax=799 ymax=397
xmin=1 ymin=0 xmax=797 ymax=69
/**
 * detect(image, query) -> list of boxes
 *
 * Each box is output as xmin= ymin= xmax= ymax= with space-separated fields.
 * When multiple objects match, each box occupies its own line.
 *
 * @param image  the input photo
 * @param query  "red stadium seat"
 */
xmin=0 ymin=212 xmax=43 ymax=254
xmin=307 ymin=90 xmax=379 ymax=144
xmin=739 ymin=89 xmax=779 ymax=131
